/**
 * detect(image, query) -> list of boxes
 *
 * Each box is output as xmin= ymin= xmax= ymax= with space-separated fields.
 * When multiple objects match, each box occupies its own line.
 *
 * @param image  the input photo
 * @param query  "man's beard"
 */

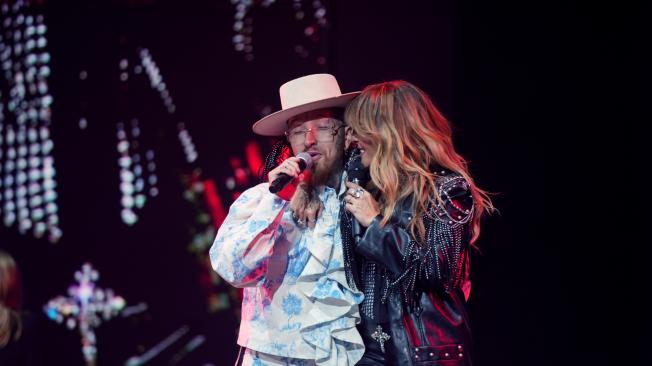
xmin=309 ymin=155 xmax=342 ymax=188
xmin=304 ymin=133 xmax=345 ymax=190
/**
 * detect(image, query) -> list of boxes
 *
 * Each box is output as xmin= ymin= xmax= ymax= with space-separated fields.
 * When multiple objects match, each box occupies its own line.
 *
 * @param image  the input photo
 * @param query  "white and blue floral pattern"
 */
xmin=210 ymin=181 xmax=364 ymax=365
xmin=241 ymin=347 xmax=316 ymax=366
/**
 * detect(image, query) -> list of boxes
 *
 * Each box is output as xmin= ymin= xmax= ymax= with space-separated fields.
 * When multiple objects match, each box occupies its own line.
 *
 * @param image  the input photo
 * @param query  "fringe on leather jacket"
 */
xmin=341 ymin=167 xmax=475 ymax=366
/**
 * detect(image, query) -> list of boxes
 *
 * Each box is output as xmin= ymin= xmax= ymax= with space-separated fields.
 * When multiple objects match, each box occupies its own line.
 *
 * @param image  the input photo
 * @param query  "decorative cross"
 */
xmin=44 ymin=263 xmax=126 ymax=366
xmin=371 ymin=325 xmax=391 ymax=353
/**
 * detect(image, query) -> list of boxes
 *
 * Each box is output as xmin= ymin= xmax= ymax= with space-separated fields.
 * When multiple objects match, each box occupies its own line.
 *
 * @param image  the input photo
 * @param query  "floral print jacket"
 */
xmin=210 ymin=180 xmax=364 ymax=366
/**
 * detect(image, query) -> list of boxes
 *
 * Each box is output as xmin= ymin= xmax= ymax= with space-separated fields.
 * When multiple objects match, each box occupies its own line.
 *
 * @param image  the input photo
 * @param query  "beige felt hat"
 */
xmin=252 ymin=73 xmax=360 ymax=136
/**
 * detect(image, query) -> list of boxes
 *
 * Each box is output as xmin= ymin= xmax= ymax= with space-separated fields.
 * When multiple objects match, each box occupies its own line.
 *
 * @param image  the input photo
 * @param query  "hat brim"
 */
xmin=252 ymin=91 xmax=360 ymax=136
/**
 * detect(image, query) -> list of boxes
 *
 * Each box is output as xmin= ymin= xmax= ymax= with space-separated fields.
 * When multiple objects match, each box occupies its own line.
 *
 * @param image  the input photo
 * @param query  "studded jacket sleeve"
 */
xmin=354 ymin=175 xmax=474 ymax=293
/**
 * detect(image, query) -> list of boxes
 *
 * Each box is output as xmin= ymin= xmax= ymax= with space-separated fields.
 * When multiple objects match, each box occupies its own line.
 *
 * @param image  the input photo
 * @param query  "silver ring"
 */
xmin=354 ymin=188 xmax=363 ymax=198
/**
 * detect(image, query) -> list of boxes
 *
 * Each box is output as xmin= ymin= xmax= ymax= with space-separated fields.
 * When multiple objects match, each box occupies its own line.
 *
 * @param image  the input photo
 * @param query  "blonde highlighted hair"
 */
xmin=344 ymin=81 xmax=493 ymax=244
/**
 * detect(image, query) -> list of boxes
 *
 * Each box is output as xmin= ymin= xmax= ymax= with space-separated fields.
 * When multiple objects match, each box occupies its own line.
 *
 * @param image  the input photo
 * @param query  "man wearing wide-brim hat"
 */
xmin=210 ymin=74 xmax=365 ymax=366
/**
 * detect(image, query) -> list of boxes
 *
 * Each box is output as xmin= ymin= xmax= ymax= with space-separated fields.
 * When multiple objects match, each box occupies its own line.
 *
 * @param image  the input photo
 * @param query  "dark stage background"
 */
xmin=3 ymin=0 xmax=636 ymax=365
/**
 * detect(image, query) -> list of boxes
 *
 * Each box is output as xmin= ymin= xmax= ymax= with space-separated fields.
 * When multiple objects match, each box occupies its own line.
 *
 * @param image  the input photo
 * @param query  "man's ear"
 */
xmin=344 ymin=126 xmax=354 ymax=150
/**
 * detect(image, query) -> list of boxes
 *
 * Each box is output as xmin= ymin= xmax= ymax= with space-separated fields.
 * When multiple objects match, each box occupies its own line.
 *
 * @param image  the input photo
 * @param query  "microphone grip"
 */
xmin=350 ymin=177 xmax=364 ymax=243
xmin=269 ymin=158 xmax=307 ymax=194
xmin=269 ymin=173 xmax=292 ymax=193
xmin=352 ymin=219 xmax=363 ymax=243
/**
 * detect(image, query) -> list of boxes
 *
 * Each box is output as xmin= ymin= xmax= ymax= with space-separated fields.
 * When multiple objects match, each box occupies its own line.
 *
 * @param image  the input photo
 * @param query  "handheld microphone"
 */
xmin=346 ymin=149 xmax=368 ymax=243
xmin=269 ymin=152 xmax=313 ymax=194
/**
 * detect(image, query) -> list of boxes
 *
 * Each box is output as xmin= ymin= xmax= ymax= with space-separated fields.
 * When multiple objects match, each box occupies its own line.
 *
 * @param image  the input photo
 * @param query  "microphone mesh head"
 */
xmin=296 ymin=152 xmax=314 ymax=169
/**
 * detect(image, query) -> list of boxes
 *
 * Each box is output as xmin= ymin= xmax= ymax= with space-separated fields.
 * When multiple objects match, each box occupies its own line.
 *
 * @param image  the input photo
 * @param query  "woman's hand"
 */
xmin=344 ymin=181 xmax=380 ymax=227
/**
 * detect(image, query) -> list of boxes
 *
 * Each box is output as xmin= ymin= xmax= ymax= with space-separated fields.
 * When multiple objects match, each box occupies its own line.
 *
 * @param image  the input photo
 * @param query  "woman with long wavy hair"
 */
xmin=341 ymin=80 xmax=493 ymax=365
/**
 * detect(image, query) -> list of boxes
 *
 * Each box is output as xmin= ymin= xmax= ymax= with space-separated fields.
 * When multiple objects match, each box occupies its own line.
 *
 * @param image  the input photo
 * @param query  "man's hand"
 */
xmin=290 ymin=183 xmax=323 ymax=230
xmin=268 ymin=157 xmax=303 ymax=184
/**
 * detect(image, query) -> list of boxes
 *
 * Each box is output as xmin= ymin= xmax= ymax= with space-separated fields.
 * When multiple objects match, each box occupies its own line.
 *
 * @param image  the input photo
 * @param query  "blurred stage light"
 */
xmin=121 ymin=194 xmax=134 ymax=208
xmin=44 ymin=263 xmax=126 ymax=364
xmin=177 ymin=125 xmax=197 ymax=163
xmin=121 ymin=208 xmax=137 ymax=225
xmin=0 ymin=0 xmax=61 ymax=242
xmin=43 ymin=189 xmax=56 ymax=202
xmin=229 ymin=0 xmax=327 ymax=63
xmin=115 ymin=119 xmax=160 ymax=225
xmin=134 ymin=177 xmax=144 ymax=191
xmin=135 ymin=194 xmax=146 ymax=208
xmin=121 ymin=169 xmax=134 ymax=182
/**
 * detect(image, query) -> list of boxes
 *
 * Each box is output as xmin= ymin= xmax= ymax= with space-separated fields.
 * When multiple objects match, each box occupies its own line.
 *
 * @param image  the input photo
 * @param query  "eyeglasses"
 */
xmin=285 ymin=122 xmax=344 ymax=144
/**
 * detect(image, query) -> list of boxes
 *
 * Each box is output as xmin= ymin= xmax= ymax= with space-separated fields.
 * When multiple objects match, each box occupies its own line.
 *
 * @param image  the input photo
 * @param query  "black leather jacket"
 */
xmin=346 ymin=171 xmax=475 ymax=366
